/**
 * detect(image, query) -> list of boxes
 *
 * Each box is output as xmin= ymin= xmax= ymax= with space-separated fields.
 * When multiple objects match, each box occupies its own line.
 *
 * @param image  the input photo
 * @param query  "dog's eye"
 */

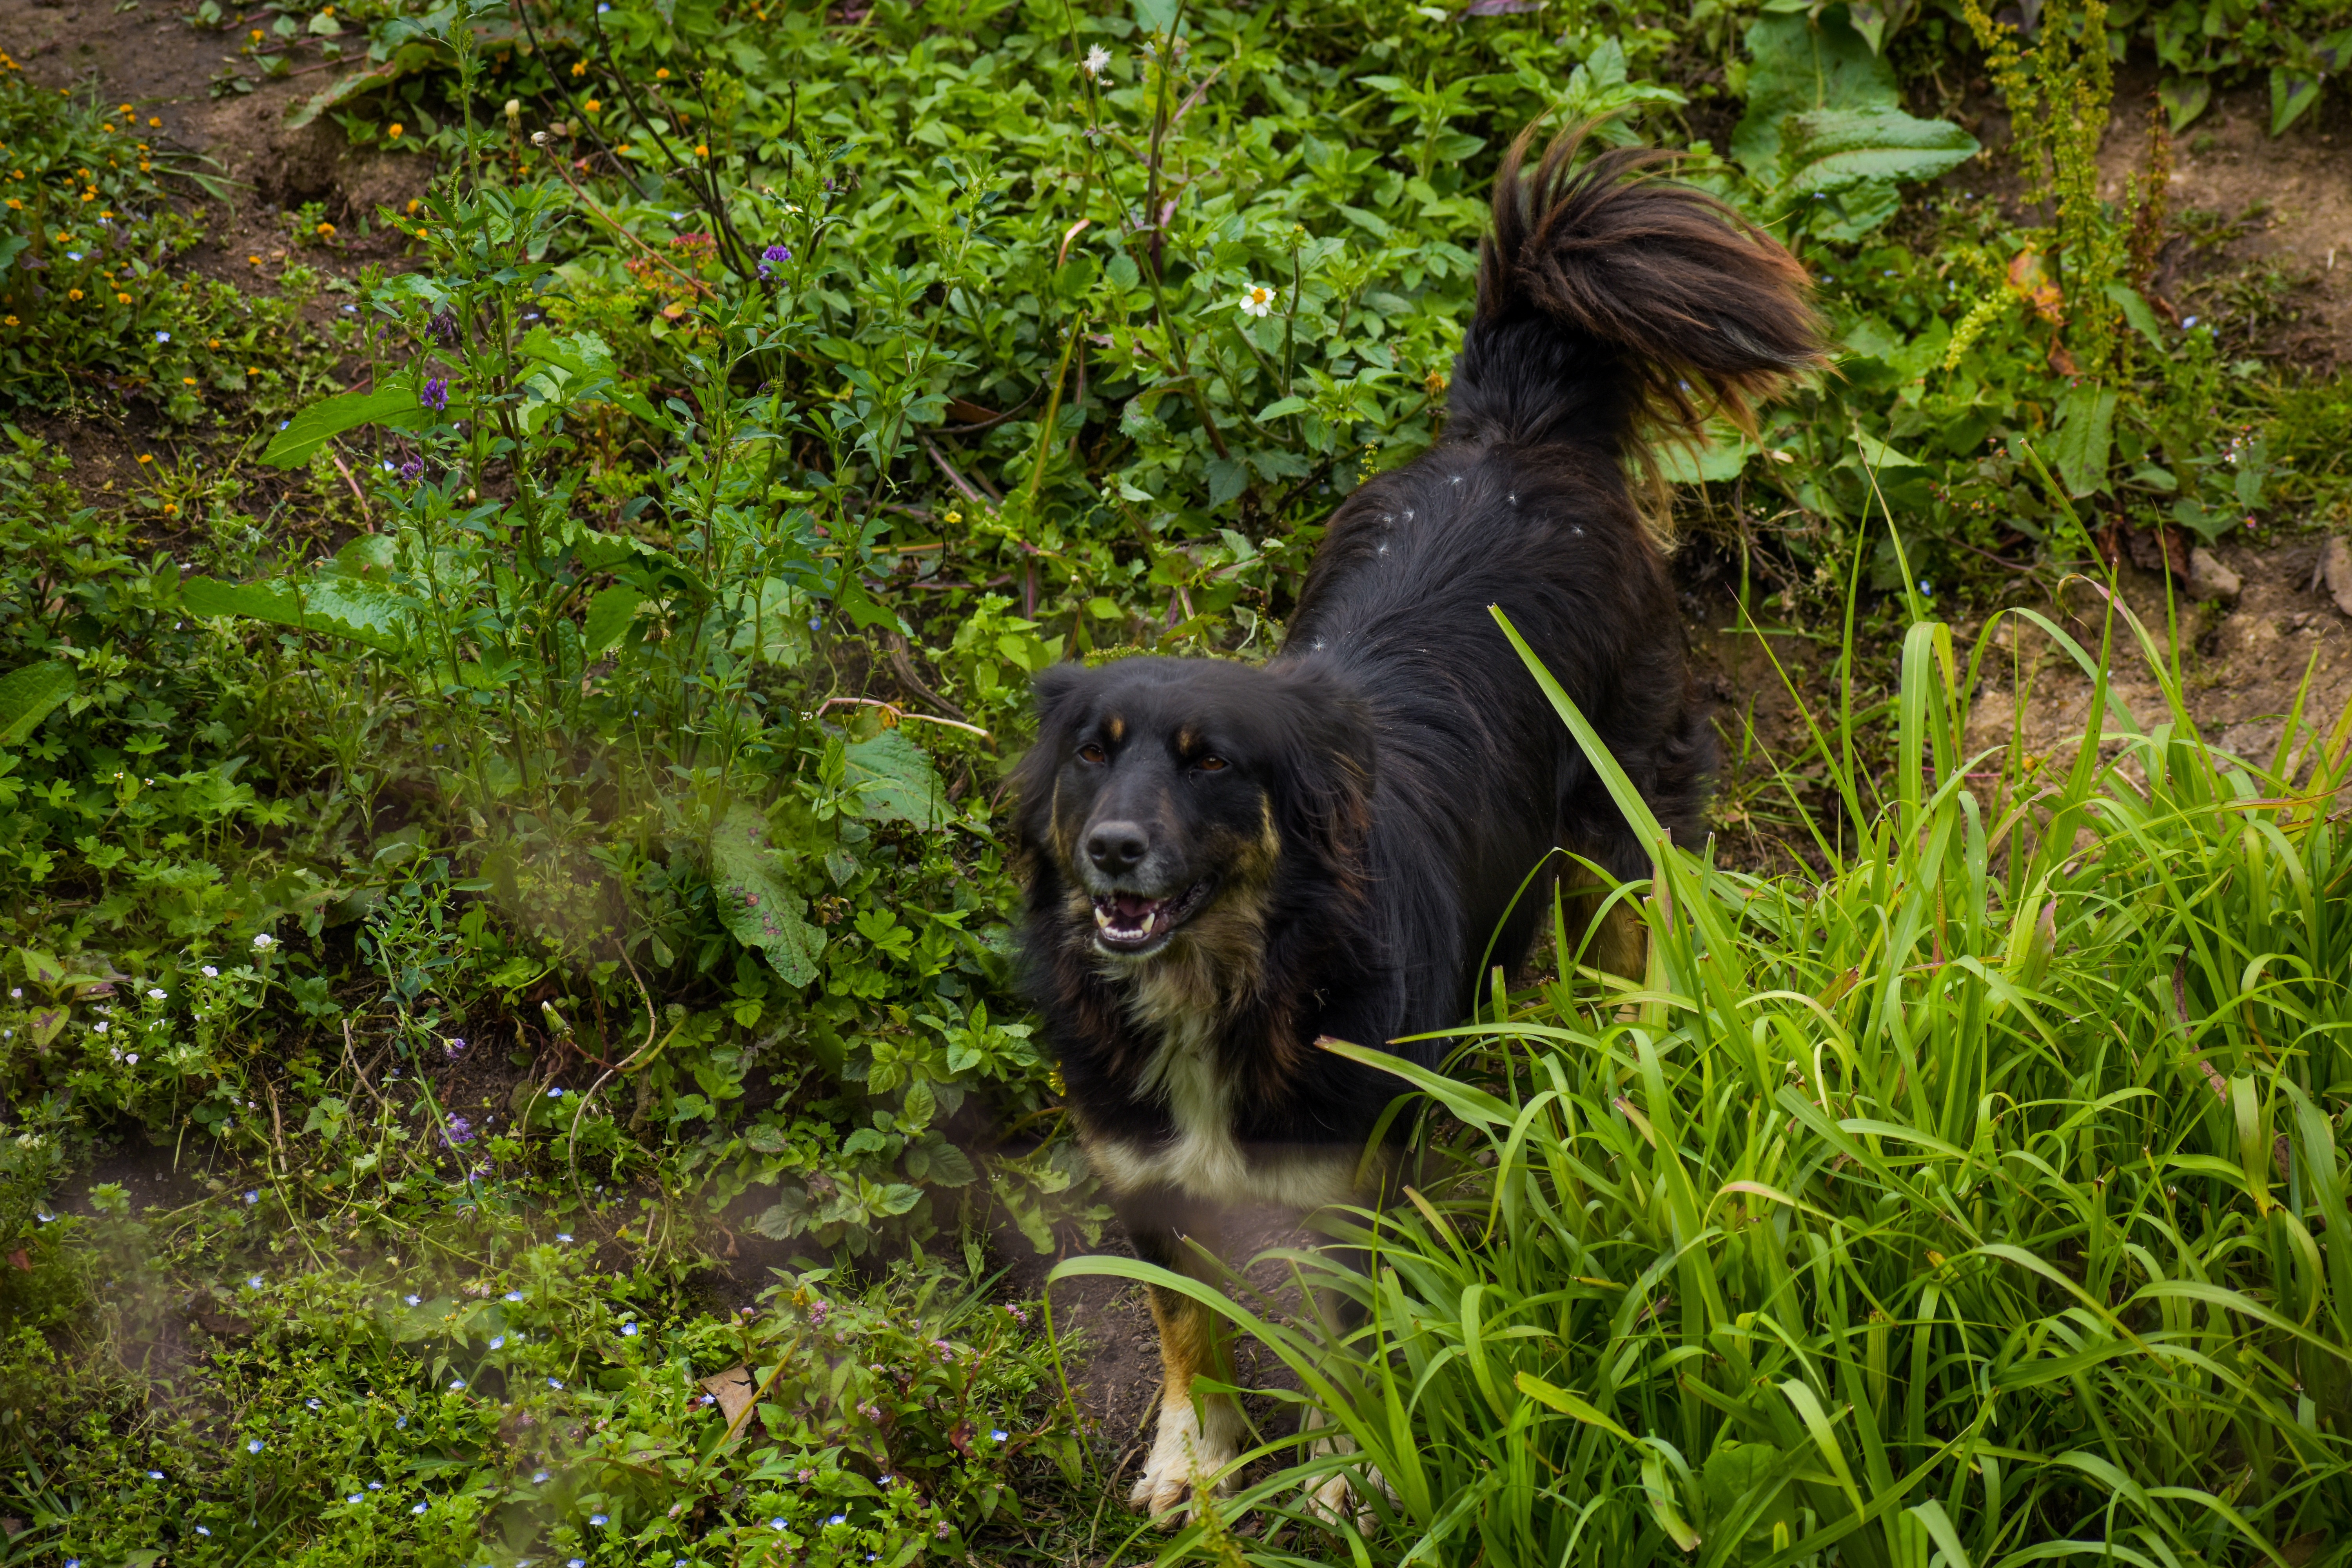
xmin=1195 ymin=756 xmax=1229 ymax=773
xmin=1077 ymin=742 xmax=1107 ymax=764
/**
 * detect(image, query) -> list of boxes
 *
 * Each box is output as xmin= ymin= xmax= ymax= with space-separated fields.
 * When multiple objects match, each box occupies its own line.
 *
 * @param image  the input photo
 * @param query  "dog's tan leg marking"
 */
xmin=1301 ymin=1283 xmax=1388 ymax=1532
xmin=1133 ymin=1277 xmax=1245 ymax=1526
xmin=1561 ymin=871 xmax=1649 ymax=981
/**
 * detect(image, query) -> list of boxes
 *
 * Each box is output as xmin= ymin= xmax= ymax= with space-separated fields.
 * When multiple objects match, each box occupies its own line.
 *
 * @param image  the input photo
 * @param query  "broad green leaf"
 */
xmin=2270 ymin=64 xmax=2323 ymax=137
xmin=708 ymin=803 xmax=825 ymax=987
xmin=844 ymin=728 xmax=948 ymax=828
xmin=581 ymin=586 xmax=644 ymax=658
xmin=1733 ymin=7 xmax=1898 ymax=176
xmin=2157 ymin=73 xmax=2211 ymax=132
xmin=181 ymin=575 xmax=418 ymax=652
xmin=1775 ymin=105 xmax=1979 ymax=219
xmin=2049 ymin=383 xmax=2119 ymax=498
xmin=1655 ymin=425 xmax=1756 ymax=484
xmin=0 ymin=660 xmax=75 ymax=744
xmin=262 ymin=385 xmax=432 ymax=468
xmin=2104 ymin=282 xmax=2167 ymax=350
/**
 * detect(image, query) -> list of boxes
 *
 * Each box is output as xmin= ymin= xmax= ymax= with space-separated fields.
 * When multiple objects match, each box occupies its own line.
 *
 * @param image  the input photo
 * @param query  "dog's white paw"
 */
xmin=1303 ymin=1421 xmax=1388 ymax=1533
xmin=1131 ymin=1395 xmax=1243 ymax=1527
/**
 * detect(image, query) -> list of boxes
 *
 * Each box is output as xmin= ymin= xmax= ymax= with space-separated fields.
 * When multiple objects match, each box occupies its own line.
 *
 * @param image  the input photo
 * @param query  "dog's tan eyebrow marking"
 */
xmin=1176 ymin=726 xmax=1196 ymax=755
xmin=1107 ymin=714 xmax=1125 ymax=743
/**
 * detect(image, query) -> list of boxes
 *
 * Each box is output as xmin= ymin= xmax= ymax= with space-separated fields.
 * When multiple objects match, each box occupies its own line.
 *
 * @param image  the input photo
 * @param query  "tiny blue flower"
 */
xmin=307 ymin=1398 xmax=322 ymax=1410
xmin=405 ymin=1294 xmax=421 ymax=1306
xmin=148 ymin=1469 xmax=164 ymax=1479
xmin=621 ymin=1323 xmax=638 ymax=1337
xmin=589 ymin=1512 xmax=608 ymax=1526
xmin=348 ymin=1492 xmax=365 ymax=1503
xmin=196 ymin=1526 xmax=211 ymax=1537
xmin=546 ymin=1087 xmax=564 ymax=1098
xmin=248 ymin=1438 xmax=265 ymax=1454
xmin=244 ymin=1191 xmax=259 ymax=1205
xmin=248 ymin=1275 xmax=263 ymax=1289
xmin=534 ymin=1470 xmax=550 ymax=1483
xmin=2183 ymin=315 xmax=2198 ymax=328
xmin=396 ymin=1416 xmax=407 ymax=1429
xmin=368 ymin=1480 xmax=384 ymax=1490
xmin=570 ymin=1560 xmax=586 ymax=1568
xmin=771 ymin=1518 xmax=788 ymax=1530
xmin=557 ymin=1232 xmax=573 ymax=1243
xmin=549 ymin=1377 xmax=565 ymax=1390
xmin=156 ymin=330 xmax=169 ymax=342
xmin=506 ymin=1290 xmax=524 ymax=1302
xmin=449 ymin=1379 xmax=465 ymax=1391
xmin=490 ymin=1335 xmax=506 ymax=1350
xmin=279 ymin=420 xmax=289 ymax=429
xmin=341 ymin=303 xmax=358 ymax=312
xmin=413 ymin=1502 xmax=428 ymax=1515
xmin=991 ymin=1428 xmax=1008 ymax=1441
xmin=66 ymin=250 xmax=79 ymax=259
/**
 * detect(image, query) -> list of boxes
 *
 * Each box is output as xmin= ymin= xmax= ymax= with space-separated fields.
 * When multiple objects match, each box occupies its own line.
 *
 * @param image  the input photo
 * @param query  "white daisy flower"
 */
xmin=1236 ymin=282 xmax=1277 ymax=318
xmin=1082 ymin=44 xmax=1111 ymax=77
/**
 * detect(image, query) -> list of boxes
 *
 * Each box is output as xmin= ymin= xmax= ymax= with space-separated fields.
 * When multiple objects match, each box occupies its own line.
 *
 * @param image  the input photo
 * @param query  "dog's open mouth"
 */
xmin=1091 ymin=880 xmax=1213 ymax=953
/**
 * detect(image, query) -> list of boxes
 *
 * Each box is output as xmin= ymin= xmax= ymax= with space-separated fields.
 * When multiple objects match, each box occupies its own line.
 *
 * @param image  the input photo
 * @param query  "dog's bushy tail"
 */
xmin=1449 ymin=123 xmax=1828 ymax=459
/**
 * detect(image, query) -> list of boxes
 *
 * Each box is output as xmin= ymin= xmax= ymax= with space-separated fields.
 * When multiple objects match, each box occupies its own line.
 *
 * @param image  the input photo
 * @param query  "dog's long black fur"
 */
xmin=1011 ymin=125 xmax=1826 ymax=1518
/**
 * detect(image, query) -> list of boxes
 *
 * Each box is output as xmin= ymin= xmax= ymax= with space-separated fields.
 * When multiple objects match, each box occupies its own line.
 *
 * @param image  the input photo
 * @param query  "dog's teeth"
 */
xmin=1094 ymin=906 xmax=1113 ymax=929
xmin=1139 ymin=910 xmax=1156 ymax=936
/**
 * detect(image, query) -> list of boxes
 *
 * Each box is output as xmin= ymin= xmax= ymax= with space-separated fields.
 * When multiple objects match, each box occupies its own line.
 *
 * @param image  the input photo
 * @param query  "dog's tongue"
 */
xmin=1109 ymin=893 xmax=1162 ymax=922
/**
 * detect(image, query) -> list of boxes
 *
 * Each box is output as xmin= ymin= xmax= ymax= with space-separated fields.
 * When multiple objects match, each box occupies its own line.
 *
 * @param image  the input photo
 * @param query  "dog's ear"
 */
xmin=1010 ymin=661 xmax=1094 ymax=861
xmin=1262 ymin=666 xmax=1375 ymax=869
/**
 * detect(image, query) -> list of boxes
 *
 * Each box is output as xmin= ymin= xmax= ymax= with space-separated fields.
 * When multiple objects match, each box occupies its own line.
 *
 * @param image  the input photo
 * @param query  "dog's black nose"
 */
xmin=1086 ymin=822 xmax=1150 ymax=875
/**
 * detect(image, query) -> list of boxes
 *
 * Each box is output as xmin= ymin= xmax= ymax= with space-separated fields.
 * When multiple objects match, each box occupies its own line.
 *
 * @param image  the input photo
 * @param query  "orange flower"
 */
xmin=148 ymin=117 xmax=160 ymax=128
xmin=181 ymin=376 xmax=196 ymax=386
xmin=387 ymin=123 xmax=403 ymax=139
xmin=571 ymin=60 xmax=586 ymax=76
xmin=115 ymin=292 xmax=131 ymax=304
xmin=315 ymin=221 xmax=335 ymax=237
xmin=137 ymin=454 xmax=152 ymax=464
xmin=584 ymin=98 xmax=601 ymax=112
xmin=694 ymin=143 xmax=708 ymax=157
xmin=655 ymin=67 xmax=670 ymax=80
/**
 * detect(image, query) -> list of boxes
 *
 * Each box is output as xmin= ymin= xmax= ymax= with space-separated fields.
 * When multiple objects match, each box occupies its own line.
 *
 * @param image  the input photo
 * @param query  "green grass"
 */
xmin=1068 ymin=581 xmax=2352 ymax=1565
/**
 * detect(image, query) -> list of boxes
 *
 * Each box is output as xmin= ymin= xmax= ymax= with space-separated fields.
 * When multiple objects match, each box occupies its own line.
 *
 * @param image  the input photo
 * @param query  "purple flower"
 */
xmin=426 ymin=310 xmax=459 ymax=347
xmin=444 ymin=1116 xmax=474 ymax=1147
xmin=757 ymin=243 xmax=791 ymax=279
xmin=398 ymin=456 xmax=425 ymax=484
xmin=421 ymin=377 xmax=449 ymax=412
xmin=443 ymin=1036 xmax=467 ymax=1057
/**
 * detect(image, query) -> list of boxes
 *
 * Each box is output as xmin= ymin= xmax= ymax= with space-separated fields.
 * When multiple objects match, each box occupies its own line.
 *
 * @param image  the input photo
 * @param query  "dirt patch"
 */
xmin=2098 ymin=63 xmax=2352 ymax=367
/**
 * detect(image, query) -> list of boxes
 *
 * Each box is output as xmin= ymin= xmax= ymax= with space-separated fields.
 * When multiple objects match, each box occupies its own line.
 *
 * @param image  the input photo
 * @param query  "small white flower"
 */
xmin=1236 ymin=282 xmax=1276 ymax=318
xmin=94 ymin=1022 xmax=109 ymax=1035
xmin=147 ymin=987 xmax=165 ymax=1000
xmin=1082 ymin=44 xmax=1111 ymax=77
xmin=125 ymin=1053 xmax=138 ymax=1065
xmin=251 ymin=933 xmax=275 ymax=950
xmin=405 ymin=1294 xmax=421 ymax=1306
xmin=201 ymin=965 xmax=218 ymax=978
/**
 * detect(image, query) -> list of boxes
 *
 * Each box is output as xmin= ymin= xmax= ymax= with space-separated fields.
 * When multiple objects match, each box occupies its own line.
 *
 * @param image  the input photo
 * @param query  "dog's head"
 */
xmin=1012 ymin=657 xmax=1374 ymax=962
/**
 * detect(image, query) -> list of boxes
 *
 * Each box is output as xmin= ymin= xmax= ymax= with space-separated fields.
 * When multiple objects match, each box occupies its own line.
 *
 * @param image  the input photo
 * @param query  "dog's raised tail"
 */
xmin=1449 ymin=123 xmax=1828 ymax=457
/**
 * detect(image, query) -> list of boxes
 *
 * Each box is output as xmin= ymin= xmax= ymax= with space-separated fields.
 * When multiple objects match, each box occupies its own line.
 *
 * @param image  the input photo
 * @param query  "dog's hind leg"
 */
xmin=1127 ymin=1209 xmax=1246 ymax=1526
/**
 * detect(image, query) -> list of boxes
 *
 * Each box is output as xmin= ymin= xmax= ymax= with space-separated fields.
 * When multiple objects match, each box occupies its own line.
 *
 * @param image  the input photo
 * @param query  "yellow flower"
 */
xmin=148 ymin=117 xmax=160 ymax=128
xmin=137 ymin=453 xmax=152 ymax=464
xmin=584 ymin=98 xmax=601 ymax=112
xmin=67 ymin=288 xmax=81 ymax=300
xmin=207 ymin=338 xmax=220 ymax=348
xmin=571 ymin=60 xmax=586 ymax=76
xmin=118 ymin=102 xmax=133 ymax=114
xmin=315 ymin=221 xmax=335 ymax=237
xmin=2 ymin=316 xmax=15 ymax=327
xmin=163 ymin=502 xmax=179 ymax=517
xmin=387 ymin=123 xmax=403 ymax=139
xmin=415 ymin=227 xmax=430 ymax=239
xmin=115 ymin=292 xmax=131 ymax=304
xmin=250 ymin=27 xmax=262 ymax=38
xmin=80 ymin=190 xmax=93 ymax=202
xmin=247 ymin=367 xmax=260 ymax=375
xmin=3 ymin=200 xmax=17 ymax=211
xmin=139 ymin=162 xmax=151 ymax=172
xmin=247 ymin=254 xmax=261 ymax=265
xmin=181 ymin=376 xmax=196 ymax=386
xmin=655 ymin=67 xmax=670 ymax=80
xmin=406 ymin=198 xmax=420 ymax=213
xmin=695 ymin=143 xmax=708 ymax=157
xmin=52 ymin=232 xmax=66 ymax=243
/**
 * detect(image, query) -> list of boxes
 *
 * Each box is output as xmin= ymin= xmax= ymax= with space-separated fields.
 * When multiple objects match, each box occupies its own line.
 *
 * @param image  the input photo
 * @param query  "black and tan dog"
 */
xmin=1012 ymin=125 xmax=1826 ymax=1523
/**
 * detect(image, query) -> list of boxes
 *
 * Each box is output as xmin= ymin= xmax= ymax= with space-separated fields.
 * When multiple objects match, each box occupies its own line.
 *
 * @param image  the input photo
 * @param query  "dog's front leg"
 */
xmin=1126 ymin=1208 xmax=1245 ymax=1526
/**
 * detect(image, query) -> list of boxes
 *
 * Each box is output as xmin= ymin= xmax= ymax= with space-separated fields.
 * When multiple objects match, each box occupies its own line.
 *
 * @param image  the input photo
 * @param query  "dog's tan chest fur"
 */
xmin=1083 ymin=962 xmax=1357 ymax=1211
